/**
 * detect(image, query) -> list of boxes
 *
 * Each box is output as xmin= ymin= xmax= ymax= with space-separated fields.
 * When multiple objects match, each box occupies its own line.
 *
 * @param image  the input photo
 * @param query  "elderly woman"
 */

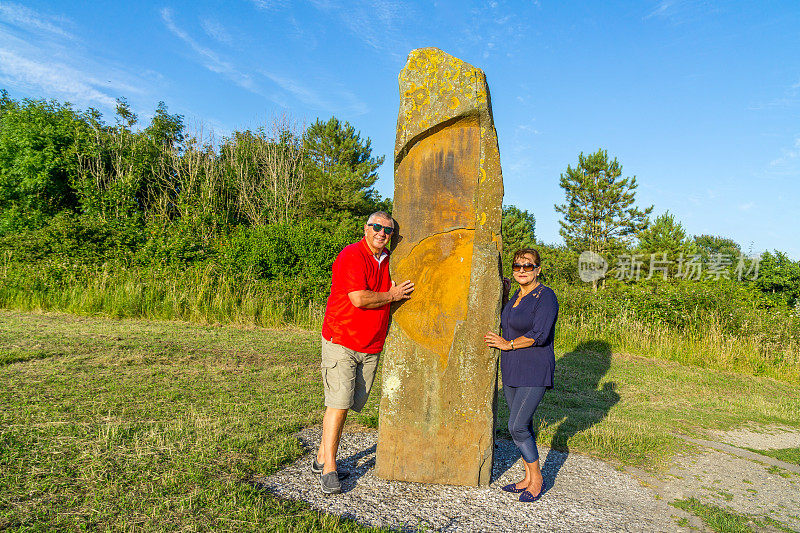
xmin=485 ymin=248 xmax=559 ymax=503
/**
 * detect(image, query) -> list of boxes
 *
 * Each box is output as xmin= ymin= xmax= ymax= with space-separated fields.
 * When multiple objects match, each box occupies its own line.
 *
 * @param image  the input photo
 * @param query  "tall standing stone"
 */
xmin=375 ymin=48 xmax=504 ymax=486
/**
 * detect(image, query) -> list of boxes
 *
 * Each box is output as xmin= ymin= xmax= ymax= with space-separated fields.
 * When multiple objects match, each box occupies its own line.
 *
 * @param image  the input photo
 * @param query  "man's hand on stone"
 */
xmin=389 ymin=280 xmax=415 ymax=301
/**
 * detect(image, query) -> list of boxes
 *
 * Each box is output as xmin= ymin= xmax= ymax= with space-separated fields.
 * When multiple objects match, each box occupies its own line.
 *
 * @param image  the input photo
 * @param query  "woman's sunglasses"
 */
xmin=367 ymin=223 xmax=394 ymax=235
xmin=512 ymin=263 xmax=539 ymax=272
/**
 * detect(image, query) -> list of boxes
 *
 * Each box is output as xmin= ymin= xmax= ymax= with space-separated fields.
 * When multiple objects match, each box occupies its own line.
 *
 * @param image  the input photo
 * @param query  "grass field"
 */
xmin=2 ymin=309 xmax=799 ymax=530
xmin=4 ymin=265 xmax=798 ymax=384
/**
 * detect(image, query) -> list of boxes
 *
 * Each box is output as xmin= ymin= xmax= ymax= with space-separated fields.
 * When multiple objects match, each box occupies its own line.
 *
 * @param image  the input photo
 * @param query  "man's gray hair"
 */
xmin=366 ymin=211 xmax=392 ymax=225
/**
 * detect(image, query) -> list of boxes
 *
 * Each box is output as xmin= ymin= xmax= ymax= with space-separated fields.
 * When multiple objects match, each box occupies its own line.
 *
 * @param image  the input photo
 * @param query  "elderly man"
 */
xmin=314 ymin=211 xmax=414 ymax=494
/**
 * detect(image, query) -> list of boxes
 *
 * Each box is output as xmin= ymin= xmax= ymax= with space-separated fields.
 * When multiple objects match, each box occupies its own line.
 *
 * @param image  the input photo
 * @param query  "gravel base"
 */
xmin=255 ymin=428 xmax=690 ymax=532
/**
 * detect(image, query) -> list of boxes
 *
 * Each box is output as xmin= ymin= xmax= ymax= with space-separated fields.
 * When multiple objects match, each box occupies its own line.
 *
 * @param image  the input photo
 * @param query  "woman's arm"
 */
xmin=484 ymin=331 xmax=535 ymax=351
xmin=521 ymin=290 xmax=559 ymax=346
xmin=484 ymin=289 xmax=558 ymax=350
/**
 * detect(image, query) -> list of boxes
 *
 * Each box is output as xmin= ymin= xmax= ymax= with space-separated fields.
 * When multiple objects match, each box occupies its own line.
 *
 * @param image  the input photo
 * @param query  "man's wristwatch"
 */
xmin=509 ymin=339 xmax=514 ymax=350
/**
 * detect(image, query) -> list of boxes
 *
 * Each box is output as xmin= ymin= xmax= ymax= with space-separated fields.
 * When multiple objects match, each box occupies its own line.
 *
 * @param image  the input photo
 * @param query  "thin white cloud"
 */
xmin=308 ymin=0 xmax=408 ymax=59
xmin=644 ymin=0 xmax=720 ymax=24
xmin=247 ymin=0 xmax=287 ymax=10
xmin=0 ymin=5 xmax=163 ymax=113
xmin=262 ymin=71 xmax=368 ymax=115
xmin=515 ymin=124 xmax=540 ymax=135
xmin=749 ymin=78 xmax=800 ymax=110
xmin=645 ymin=0 xmax=674 ymax=20
xmin=160 ymin=8 xmax=256 ymax=92
xmin=459 ymin=0 xmax=532 ymax=61
xmin=201 ymin=18 xmax=233 ymax=45
xmin=769 ymin=137 xmax=800 ymax=167
xmin=0 ymin=2 xmax=74 ymax=39
xmin=0 ymin=48 xmax=117 ymax=107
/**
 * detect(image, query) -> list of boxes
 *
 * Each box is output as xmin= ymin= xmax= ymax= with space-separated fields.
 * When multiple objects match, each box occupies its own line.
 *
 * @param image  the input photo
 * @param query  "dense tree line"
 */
xmin=0 ymin=90 xmax=797 ymax=322
xmin=0 ymin=91 xmax=392 ymax=298
xmin=549 ymin=148 xmax=800 ymax=310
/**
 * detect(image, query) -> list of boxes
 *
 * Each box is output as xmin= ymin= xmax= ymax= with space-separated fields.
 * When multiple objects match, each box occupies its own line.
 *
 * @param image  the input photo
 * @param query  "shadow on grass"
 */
xmin=0 ymin=348 xmax=59 ymax=366
xmin=541 ymin=340 xmax=619 ymax=487
xmin=494 ymin=340 xmax=619 ymax=487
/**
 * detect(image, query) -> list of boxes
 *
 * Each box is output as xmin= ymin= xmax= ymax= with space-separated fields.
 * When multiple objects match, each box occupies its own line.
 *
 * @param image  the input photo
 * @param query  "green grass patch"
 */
xmin=0 ymin=310 xmax=378 ymax=531
xmin=0 ymin=348 xmax=57 ymax=366
xmin=3 ymin=263 xmax=799 ymax=383
xmin=766 ymin=465 xmax=794 ymax=479
xmin=499 ymin=340 xmax=800 ymax=469
xmin=671 ymin=497 xmax=754 ymax=532
xmin=745 ymin=447 xmax=800 ymax=467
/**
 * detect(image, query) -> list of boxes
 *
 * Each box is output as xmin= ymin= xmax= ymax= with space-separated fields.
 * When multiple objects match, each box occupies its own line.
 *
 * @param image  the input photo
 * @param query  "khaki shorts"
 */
xmin=321 ymin=336 xmax=379 ymax=412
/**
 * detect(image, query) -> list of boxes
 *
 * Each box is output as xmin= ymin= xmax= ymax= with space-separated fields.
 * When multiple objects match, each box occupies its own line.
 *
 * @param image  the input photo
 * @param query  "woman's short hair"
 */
xmin=513 ymin=248 xmax=541 ymax=265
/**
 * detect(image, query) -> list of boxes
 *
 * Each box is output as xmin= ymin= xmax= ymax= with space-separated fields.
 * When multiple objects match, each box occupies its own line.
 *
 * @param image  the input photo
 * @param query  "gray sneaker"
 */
xmin=320 ymin=471 xmax=342 ymax=494
xmin=312 ymin=458 xmax=350 ymax=479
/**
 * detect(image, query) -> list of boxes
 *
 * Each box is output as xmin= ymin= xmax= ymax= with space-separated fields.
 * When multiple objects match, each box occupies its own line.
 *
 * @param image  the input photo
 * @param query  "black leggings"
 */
xmin=504 ymin=384 xmax=547 ymax=463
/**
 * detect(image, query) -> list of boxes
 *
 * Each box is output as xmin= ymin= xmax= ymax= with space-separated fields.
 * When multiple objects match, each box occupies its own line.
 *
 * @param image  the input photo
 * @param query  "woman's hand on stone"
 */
xmin=484 ymin=331 xmax=511 ymax=350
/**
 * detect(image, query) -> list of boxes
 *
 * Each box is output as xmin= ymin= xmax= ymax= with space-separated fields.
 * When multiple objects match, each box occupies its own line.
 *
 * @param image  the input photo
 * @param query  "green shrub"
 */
xmin=0 ymin=212 xmax=143 ymax=266
xmin=218 ymin=220 xmax=361 ymax=282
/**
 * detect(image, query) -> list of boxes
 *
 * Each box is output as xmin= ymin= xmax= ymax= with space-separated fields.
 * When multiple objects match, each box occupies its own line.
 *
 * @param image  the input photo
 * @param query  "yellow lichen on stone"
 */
xmin=392 ymin=230 xmax=474 ymax=371
xmin=480 ymin=167 xmax=486 ymax=183
xmin=492 ymin=232 xmax=502 ymax=251
xmin=479 ymin=212 xmax=487 ymax=225
xmin=449 ymin=96 xmax=460 ymax=110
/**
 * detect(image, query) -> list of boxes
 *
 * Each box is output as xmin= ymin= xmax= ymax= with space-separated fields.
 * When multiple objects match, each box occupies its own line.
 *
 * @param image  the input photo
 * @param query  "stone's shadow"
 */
xmin=296 ymin=433 xmax=377 ymax=494
xmin=542 ymin=341 xmax=619 ymax=489
xmin=492 ymin=341 xmax=619 ymax=490
xmin=338 ymin=443 xmax=377 ymax=493
xmin=490 ymin=438 xmax=524 ymax=482
xmin=390 ymin=218 xmax=403 ymax=249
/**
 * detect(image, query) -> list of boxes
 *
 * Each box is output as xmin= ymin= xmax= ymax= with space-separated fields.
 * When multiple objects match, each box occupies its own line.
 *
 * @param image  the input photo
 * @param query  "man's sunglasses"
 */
xmin=367 ymin=223 xmax=394 ymax=235
xmin=512 ymin=263 xmax=539 ymax=272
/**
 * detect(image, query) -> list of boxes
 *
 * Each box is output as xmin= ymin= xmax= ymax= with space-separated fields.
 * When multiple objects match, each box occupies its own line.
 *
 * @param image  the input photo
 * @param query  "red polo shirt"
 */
xmin=321 ymin=238 xmax=392 ymax=353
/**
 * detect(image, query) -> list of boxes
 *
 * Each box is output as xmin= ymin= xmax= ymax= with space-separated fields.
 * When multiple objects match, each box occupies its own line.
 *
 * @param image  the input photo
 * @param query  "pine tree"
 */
xmin=302 ymin=117 xmax=385 ymax=223
xmin=501 ymin=205 xmax=536 ymax=271
xmin=555 ymin=148 xmax=652 ymax=260
xmin=637 ymin=211 xmax=696 ymax=278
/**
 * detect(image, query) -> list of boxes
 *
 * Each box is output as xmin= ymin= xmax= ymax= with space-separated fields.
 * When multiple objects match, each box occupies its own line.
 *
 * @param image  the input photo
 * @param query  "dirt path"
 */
xmin=259 ymin=427 xmax=799 ymax=532
xmin=641 ymin=428 xmax=800 ymax=532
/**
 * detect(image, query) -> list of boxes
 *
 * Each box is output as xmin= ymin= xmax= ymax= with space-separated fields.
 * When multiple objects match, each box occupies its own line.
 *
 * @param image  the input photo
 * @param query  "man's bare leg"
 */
xmin=317 ymin=407 xmax=348 ymax=474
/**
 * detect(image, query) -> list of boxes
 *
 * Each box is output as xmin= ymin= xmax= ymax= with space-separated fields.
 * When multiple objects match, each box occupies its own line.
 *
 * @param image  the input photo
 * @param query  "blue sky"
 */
xmin=1 ymin=1 xmax=798 ymax=258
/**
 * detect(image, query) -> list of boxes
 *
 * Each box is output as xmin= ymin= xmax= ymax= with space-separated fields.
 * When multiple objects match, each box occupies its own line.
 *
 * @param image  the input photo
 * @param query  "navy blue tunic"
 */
xmin=500 ymin=284 xmax=559 ymax=388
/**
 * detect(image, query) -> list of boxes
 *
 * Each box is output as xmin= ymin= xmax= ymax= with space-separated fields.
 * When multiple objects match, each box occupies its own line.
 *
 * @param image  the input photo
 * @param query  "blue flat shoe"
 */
xmin=519 ymin=487 xmax=544 ymax=502
xmin=501 ymin=483 xmax=525 ymax=494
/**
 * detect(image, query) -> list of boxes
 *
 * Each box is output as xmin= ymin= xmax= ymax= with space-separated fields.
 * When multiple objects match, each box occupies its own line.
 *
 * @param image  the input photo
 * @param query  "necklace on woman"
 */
xmin=514 ymin=280 xmax=540 ymax=307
